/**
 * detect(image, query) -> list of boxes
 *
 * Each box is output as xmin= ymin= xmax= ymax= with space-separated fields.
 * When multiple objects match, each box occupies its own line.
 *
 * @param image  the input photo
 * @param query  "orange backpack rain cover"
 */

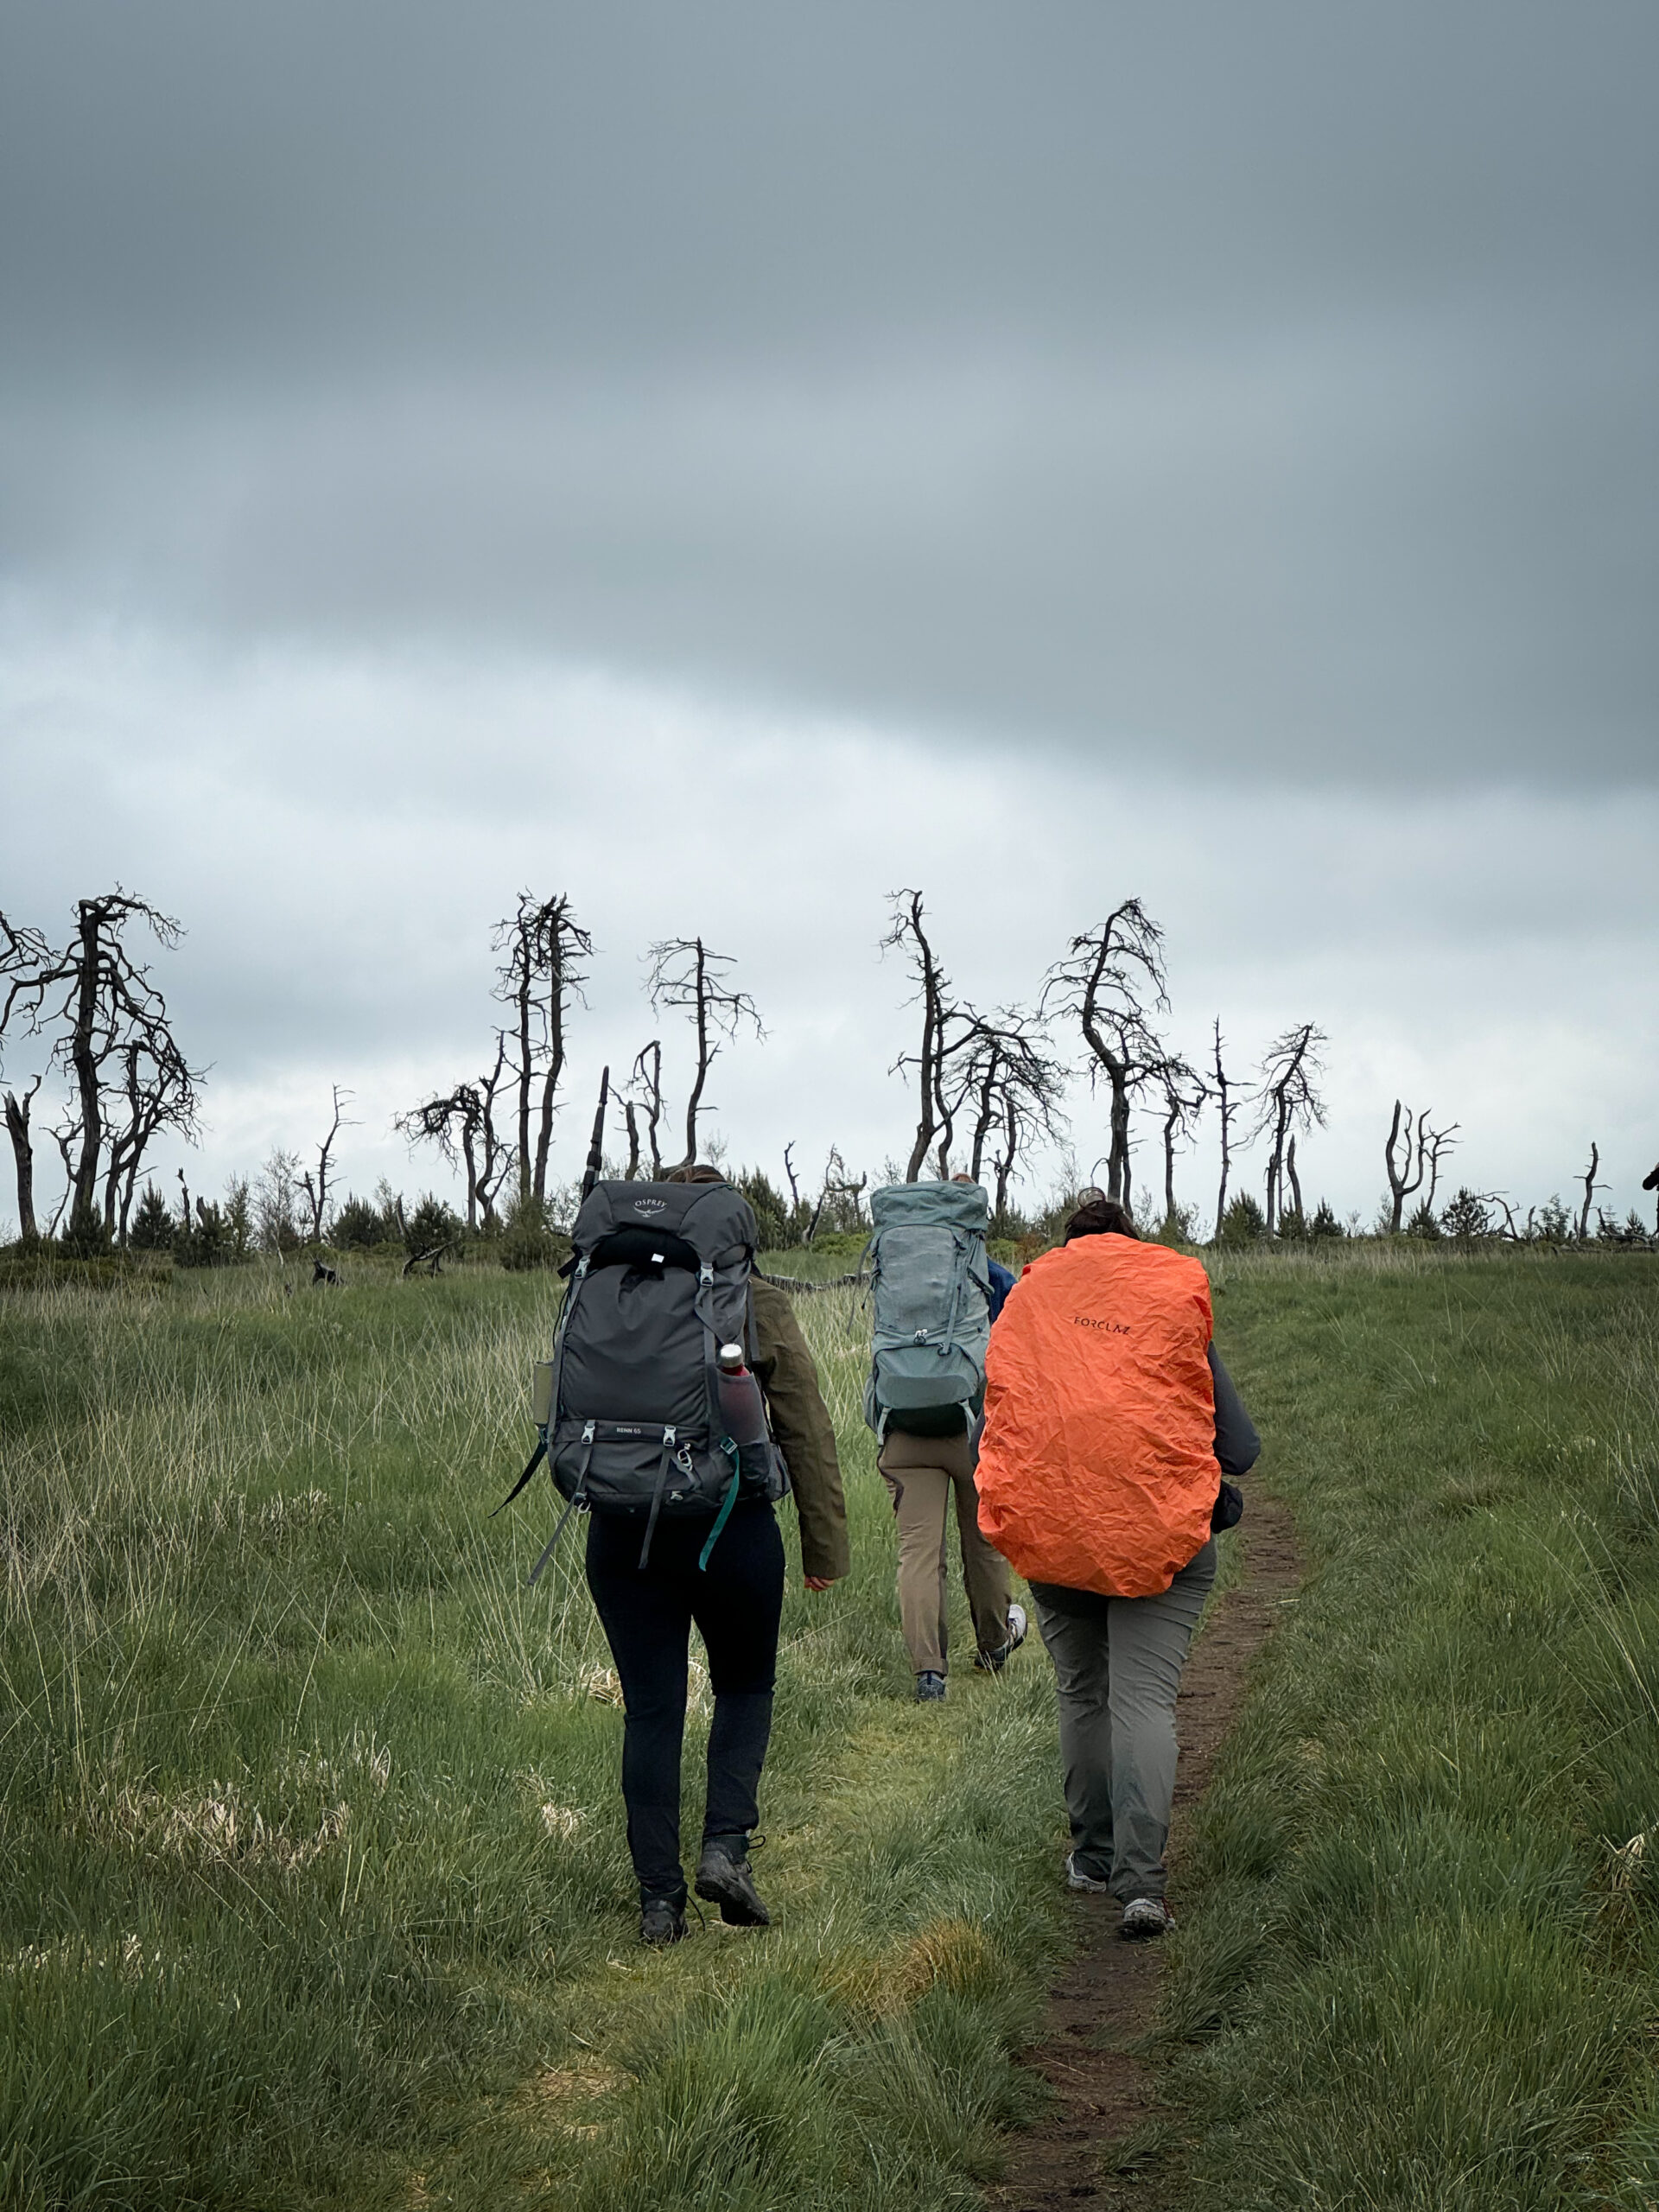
xmin=976 ymin=1236 xmax=1217 ymax=1599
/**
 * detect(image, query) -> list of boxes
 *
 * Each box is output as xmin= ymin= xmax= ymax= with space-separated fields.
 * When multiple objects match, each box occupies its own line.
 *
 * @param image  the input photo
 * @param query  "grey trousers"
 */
xmin=1033 ymin=1538 xmax=1217 ymax=1902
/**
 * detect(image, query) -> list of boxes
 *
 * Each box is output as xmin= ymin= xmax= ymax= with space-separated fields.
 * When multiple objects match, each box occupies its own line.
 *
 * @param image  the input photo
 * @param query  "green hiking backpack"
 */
xmin=862 ymin=1180 xmax=994 ymax=1440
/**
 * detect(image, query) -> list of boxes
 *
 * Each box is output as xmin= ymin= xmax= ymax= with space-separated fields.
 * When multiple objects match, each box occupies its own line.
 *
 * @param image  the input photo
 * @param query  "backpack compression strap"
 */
xmin=637 ymin=1426 xmax=683 ymax=1570
xmin=526 ymin=1420 xmax=596 ymax=1586
xmin=492 ymin=1429 xmax=548 ymax=1517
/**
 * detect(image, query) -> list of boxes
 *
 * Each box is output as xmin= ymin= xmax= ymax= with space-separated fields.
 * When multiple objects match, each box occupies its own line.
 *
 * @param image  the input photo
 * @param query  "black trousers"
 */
xmin=584 ymin=1502 xmax=785 ymax=1904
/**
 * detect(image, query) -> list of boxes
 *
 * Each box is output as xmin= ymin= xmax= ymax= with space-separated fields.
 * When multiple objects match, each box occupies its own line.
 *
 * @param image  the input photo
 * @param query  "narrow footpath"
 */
xmin=986 ymin=1496 xmax=1304 ymax=2210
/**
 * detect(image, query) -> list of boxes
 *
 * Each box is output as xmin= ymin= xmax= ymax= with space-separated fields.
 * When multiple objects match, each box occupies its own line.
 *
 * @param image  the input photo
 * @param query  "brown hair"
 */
xmin=664 ymin=1164 xmax=726 ymax=1185
xmin=1062 ymin=1195 xmax=1140 ymax=1243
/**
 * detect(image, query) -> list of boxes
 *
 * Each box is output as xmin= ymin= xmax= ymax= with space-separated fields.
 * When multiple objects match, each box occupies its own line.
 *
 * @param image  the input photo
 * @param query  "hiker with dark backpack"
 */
xmin=974 ymin=1195 xmax=1260 ymax=1942
xmin=505 ymin=1163 xmax=847 ymax=1946
xmin=864 ymin=1176 xmax=1027 ymax=1701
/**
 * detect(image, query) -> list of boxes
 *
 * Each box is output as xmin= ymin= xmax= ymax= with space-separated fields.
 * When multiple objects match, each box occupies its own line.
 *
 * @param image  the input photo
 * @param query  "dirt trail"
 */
xmin=986 ymin=1496 xmax=1304 ymax=2210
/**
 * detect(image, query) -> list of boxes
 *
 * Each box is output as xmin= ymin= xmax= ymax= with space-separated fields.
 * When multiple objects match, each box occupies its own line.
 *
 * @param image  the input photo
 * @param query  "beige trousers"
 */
xmin=878 ymin=1425 xmax=1014 ymax=1675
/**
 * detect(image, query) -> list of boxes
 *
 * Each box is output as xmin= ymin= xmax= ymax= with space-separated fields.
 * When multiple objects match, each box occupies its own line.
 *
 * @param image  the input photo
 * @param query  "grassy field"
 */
xmin=0 ymin=1258 xmax=1066 ymax=2211
xmin=2 ymin=1243 xmax=1656 ymax=2209
xmin=1151 ymin=1243 xmax=1659 ymax=2209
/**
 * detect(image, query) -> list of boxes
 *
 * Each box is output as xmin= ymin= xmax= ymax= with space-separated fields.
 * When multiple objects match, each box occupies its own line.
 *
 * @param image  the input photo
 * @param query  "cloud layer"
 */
xmin=3 ymin=3 xmax=1656 ymax=782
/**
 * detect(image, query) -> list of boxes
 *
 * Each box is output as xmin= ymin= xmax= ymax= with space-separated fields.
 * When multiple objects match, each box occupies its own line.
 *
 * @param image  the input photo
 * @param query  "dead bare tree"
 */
xmin=1 ymin=913 xmax=51 ymax=1243
xmin=493 ymin=892 xmax=594 ymax=1206
xmin=1210 ymin=1020 xmax=1240 ymax=1237
xmin=955 ymin=1007 xmax=1067 ymax=1208
xmin=882 ymin=890 xmax=958 ymax=1181
xmin=296 ymin=1087 xmax=354 ymax=1244
xmin=621 ymin=1040 xmax=665 ymax=1179
xmin=645 ymin=939 xmax=764 ymax=1170
xmin=397 ymin=1040 xmax=512 ymax=1232
xmin=101 ymin=1026 xmax=200 ymax=1243
xmin=804 ymin=1146 xmax=868 ymax=1243
xmin=1644 ymin=1161 xmax=1659 ymax=1236
xmin=1154 ymin=1057 xmax=1207 ymax=1229
xmin=1252 ymin=1025 xmax=1327 ymax=1234
xmin=1383 ymin=1101 xmax=1427 ymax=1234
xmin=1577 ymin=1142 xmax=1605 ymax=1241
xmin=1043 ymin=899 xmax=1169 ymax=1209
xmin=2 ymin=1075 xmax=42 ymax=1243
xmin=1421 ymin=1117 xmax=1460 ymax=1214
xmin=0 ymin=893 xmax=200 ymax=1249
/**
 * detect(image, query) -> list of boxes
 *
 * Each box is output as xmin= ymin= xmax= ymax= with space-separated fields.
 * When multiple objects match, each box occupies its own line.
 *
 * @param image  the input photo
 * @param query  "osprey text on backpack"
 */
xmin=497 ymin=1179 xmax=786 ymax=1580
xmin=863 ymin=1180 xmax=994 ymax=1441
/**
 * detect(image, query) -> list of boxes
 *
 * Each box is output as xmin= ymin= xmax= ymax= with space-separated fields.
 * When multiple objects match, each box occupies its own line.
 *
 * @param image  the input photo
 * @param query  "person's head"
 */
xmin=1062 ymin=1194 xmax=1140 ymax=1243
xmin=950 ymin=1173 xmax=978 ymax=1185
xmin=664 ymin=1163 xmax=725 ymax=1185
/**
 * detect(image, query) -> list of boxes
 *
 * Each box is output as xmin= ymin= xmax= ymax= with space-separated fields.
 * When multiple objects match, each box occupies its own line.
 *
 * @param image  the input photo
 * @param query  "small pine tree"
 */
xmin=1217 ymin=1192 xmax=1266 ymax=1245
xmin=1404 ymin=1199 xmax=1442 ymax=1240
xmin=1537 ymin=1195 xmax=1571 ymax=1243
xmin=130 ymin=1184 xmax=174 ymax=1250
xmin=497 ymin=1190 xmax=567 ymax=1273
xmin=405 ymin=1192 xmax=464 ymax=1255
xmin=1441 ymin=1188 xmax=1490 ymax=1241
xmin=1309 ymin=1198 xmax=1345 ymax=1240
xmin=1276 ymin=1205 xmax=1308 ymax=1242
xmin=735 ymin=1168 xmax=791 ymax=1252
xmin=334 ymin=1193 xmax=388 ymax=1249
xmin=175 ymin=1199 xmax=230 ymax=1268
xmin=223 ymin=1176 xmax=253 ymax=1261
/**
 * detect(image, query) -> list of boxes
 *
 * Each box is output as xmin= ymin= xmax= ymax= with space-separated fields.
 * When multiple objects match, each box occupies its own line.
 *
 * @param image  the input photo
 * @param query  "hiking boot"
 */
xmin=914 ymin=1669 xmax=947 ymax=1703
xmin=639 ymin=1896 xmax=688 ymax=1947
xmin=1065 ymin=1852 xmax=1113 ymax=1894
xmin=974 ymin=1602 xmax=1029 ymax=1673
xmin=693 ymin=1843 xmax=771 ymax=1928
xmin=1119 ymin=1896 xmax=1174 ymax=1942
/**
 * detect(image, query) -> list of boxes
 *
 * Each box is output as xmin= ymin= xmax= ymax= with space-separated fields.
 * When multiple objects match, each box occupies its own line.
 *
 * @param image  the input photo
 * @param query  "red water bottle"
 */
xmin=716 ymin=1342 xmax=769 ymax=1448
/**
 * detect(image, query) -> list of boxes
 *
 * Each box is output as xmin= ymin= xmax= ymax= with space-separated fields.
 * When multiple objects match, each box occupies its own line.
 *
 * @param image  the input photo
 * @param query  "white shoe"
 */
xmin=1119 ymin=1896 xmax=1174 ymax=1941
xmin=1065 ymin=1852 xmax=1112 ymax=1894
xmin=974 ymin=1602 xmax=1029 ymax=1673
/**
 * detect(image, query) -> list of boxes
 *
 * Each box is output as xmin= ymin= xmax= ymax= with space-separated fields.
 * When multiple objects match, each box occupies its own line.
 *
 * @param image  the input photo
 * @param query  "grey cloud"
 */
xmin=2 ymin=2 xmax=1657 ymax=784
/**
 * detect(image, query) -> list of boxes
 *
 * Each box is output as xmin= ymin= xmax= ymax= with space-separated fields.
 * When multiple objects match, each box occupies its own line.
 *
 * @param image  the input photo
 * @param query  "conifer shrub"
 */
xmin=334 ymin=1193 xmax=392 ymax=1249
xmin=1218 ymin=1192 xmax=1266 ymax=1245
xmin=497 ymin=1192 xmax=568 ymax=1272
xmin=1441 ymin=1188 xmax=1491 ymax=1242
xmin=129 ymin=1185 xmax=173 ymax=1250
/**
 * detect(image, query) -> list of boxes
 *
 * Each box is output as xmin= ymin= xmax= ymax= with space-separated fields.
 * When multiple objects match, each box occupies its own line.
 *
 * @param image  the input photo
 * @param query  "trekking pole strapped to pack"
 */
xmin=498 ymin=1179 xmax=787 ymax=1581
xmin=862 ymin=1180 xmax=994 ymax=1440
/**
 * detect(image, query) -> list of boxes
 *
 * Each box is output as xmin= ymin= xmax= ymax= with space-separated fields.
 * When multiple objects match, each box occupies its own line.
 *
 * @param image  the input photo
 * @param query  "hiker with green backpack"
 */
xmin=505 ymin=1162 xmax=848 ymax=1946
xmin=864 ymin=1175 xmax=1027 ymax=1700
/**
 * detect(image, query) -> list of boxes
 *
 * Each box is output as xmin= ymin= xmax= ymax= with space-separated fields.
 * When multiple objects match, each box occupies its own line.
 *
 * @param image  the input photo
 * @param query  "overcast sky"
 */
xmin=2 ymin=2 xmax=1656 ymax=1235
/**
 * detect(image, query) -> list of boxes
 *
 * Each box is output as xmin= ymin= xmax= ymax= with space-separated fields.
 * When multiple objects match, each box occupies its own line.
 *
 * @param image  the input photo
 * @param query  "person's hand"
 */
xmin=804 ymin=1574 xmax=837 ymax=1593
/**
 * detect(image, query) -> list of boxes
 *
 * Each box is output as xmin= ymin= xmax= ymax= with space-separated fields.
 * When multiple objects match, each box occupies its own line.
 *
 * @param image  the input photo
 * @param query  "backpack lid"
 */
xmin=869 ymin=1181 xmax=988 ymax=1236
xmin=571 ymin=1179 xmax=758 ymax=1267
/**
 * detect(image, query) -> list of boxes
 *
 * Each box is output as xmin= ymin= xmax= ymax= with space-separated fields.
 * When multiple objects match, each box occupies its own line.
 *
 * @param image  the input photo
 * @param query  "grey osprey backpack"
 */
xmin=863 ymin=1180 xmax=994 ymax=1440
xmin=499 ymin=1179 xmax=786 ymax=1580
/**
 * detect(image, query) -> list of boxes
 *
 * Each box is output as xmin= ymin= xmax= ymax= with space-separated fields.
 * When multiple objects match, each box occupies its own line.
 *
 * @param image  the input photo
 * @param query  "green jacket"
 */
xmin=749 ymin=1276 xmax=850 ymax=1581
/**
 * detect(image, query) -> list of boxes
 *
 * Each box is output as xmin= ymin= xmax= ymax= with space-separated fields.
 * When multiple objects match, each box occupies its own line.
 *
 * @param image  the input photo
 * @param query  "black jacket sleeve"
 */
xmin=1207 ymin=1344 xmax=1261 ymax=1476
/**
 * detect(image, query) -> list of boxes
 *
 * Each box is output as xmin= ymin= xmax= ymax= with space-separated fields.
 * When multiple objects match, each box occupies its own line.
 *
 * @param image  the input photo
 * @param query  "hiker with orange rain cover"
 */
xmin=975 ymin=1194 xmax=1259 ymax=1941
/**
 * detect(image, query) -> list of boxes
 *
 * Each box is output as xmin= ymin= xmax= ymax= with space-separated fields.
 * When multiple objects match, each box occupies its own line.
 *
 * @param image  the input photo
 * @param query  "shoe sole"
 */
xmin=1119 ymin=1913 xmax=1172 ymax=1942
xmin=693 ymin=1867 xmax=771 ymax=1928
